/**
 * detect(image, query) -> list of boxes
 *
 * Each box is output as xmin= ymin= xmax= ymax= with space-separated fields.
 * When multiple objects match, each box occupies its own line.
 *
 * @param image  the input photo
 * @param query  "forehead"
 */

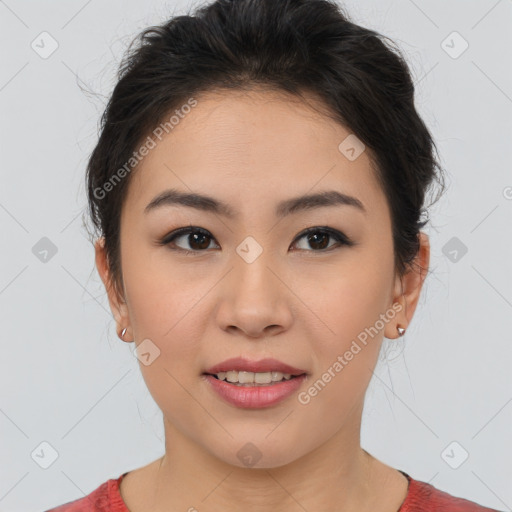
xmin=124 ymin=88 xmax=387 ymax=221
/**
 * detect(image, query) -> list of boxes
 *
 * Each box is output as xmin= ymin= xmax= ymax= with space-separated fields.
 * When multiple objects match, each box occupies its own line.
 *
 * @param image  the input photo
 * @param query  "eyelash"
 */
xmin=158 ymin=225 xmax=355 ymax=255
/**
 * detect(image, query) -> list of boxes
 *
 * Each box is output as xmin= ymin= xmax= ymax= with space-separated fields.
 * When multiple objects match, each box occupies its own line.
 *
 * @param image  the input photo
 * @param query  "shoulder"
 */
xmin=44 ymin=474 xmax=128 ymax=512
xmin=401 ymin=473 xmax=503 ymax=512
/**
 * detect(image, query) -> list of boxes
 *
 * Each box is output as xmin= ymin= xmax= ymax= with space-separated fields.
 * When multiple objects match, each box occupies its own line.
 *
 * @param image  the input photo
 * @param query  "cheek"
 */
xmin=295 ymin=274 xmax=390 ymax=428
xmin=122 ymin=239 xmax=208 ymax=338
xmin=121 ymin=255 xmax=211 ymax=412
xmin=296 ymin=246 xmax=394 ymax=400
xmin=123 ymin=267 xmax=206 ymax=423
xmin=308 ymin=283 xmax=385 ymax=391
xmin=303 ymin=249 xmax=393 ymax=340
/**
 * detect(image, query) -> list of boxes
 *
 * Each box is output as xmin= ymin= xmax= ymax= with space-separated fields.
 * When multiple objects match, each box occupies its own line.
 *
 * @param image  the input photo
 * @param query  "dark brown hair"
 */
xmin=85 ymin=0 xmax=445 ymax=297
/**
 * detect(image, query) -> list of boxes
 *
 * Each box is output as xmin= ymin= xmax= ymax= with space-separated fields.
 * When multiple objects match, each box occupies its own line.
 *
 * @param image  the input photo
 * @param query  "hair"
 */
xmin=85 ymin=0 xmax=446 ymax=298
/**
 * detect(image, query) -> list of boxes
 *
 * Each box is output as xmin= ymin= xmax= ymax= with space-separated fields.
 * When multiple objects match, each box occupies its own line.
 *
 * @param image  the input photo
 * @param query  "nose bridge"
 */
xmin=232 ymin=237 xmax=278 ymax=299
xmin=215 ymin=237 xmax=293 ymax=336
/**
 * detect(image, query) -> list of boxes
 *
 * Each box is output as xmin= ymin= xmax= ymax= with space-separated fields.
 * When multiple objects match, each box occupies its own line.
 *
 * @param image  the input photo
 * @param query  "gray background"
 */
xmin=1 ymin=0 xmax=511 ymax=510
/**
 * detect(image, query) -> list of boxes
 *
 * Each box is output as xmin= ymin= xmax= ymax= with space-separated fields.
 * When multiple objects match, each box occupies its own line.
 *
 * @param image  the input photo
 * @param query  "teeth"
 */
xmin=214 ymin=370 xmax=294 ymax=383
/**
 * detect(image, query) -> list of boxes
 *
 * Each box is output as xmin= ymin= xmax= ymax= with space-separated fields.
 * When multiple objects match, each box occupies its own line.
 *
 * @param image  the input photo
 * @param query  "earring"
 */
xmin=397 ymin=325 xmax=406 ymax=337
xmin=119 ymin=327 xmax=132 ymax=342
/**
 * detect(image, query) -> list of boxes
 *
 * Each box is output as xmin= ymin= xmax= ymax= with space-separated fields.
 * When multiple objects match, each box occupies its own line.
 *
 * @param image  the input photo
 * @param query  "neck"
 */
xmin=146 ymin=407 xmax=381 ymax=511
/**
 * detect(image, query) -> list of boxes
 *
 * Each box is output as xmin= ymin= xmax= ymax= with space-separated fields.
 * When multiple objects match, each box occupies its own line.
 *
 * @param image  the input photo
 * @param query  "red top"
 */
xmin=45 ymin=470 xmax=503 ymax=511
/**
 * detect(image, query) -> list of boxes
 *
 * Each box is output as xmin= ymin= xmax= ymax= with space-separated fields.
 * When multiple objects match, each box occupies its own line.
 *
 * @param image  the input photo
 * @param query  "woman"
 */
xmin=46 ymin=0 xmax=502 ymax=510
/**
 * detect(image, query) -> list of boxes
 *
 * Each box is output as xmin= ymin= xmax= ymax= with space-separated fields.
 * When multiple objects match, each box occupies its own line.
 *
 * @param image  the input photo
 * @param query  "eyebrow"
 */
xmin=144 ymin=188 xmax=366 ymax=218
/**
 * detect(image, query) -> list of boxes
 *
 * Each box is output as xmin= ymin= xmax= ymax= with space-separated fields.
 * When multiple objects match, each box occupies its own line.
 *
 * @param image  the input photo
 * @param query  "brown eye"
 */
xmin=181 ymin=232 xmax=212 ymax=250
xmin=160 ymin=225 xmax=353 ymax=255
xmin=303 ymin=232 xmax=330 ymax=250
xmin=162 ymin=227 xmax=219 ymax=253
xmin=291 ymin=227 xmax=353 ymax=252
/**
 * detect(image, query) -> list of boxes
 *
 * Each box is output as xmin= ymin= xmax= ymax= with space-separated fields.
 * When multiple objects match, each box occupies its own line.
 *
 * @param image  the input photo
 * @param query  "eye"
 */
xmin=159 ymin=226 xmax=219 ymax=254
xmin=290 ymin=226 xmax=354 ymax=252
xmin=158 ymin=225 xmax=354 ymax=255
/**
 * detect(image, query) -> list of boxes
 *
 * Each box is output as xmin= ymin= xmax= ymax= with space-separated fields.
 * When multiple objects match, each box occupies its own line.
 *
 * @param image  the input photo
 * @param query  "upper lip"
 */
xmin=204 ymin=357 xmax=307 ymax=376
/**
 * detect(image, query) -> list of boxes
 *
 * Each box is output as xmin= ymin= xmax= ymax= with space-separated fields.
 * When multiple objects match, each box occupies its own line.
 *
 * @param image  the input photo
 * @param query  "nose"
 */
xmin=214 ymin=253 xmax=294 ymax=339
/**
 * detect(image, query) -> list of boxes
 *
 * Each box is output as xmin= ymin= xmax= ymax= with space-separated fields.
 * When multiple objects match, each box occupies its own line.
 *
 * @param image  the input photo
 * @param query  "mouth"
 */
xmin=203 ymin=370 xmax=306 ymax=386
xmin=202 ymin=369 xmax=308 ymax=409
xmin=202 ymin=357 xmax=308 ymax=387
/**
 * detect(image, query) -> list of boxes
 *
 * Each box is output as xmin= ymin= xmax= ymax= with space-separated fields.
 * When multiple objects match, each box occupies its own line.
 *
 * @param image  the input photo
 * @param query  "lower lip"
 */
xmin=202 ymin=374 xmax=307 ymax=409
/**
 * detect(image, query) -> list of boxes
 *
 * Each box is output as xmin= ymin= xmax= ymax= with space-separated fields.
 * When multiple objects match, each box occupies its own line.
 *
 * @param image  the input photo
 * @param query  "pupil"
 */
xmin=309 ymin=232 xmax=328 ymax=250
xmin=190 ymin=233 xmax=210 ymax=250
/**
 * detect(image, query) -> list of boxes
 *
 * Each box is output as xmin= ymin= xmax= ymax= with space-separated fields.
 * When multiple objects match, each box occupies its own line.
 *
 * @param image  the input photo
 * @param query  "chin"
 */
xmin=208 ymin=436 xmax=306 ymax=470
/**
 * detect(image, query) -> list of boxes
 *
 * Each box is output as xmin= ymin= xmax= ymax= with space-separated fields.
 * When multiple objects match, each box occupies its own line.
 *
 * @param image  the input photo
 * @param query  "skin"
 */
xmin=95 ymin=88 xmax=430 ymax=512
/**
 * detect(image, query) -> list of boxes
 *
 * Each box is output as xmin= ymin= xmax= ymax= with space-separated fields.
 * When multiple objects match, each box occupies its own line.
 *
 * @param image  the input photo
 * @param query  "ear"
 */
xmin=94 ymin=237 xmax=132 ymax=342
xmin=385 ymin=231 xmax=430 ymax=339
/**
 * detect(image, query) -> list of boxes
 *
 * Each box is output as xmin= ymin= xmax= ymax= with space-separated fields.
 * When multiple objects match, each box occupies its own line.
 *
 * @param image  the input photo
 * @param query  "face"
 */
xmin=96 ymin=88 xmax=429 ymax=469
